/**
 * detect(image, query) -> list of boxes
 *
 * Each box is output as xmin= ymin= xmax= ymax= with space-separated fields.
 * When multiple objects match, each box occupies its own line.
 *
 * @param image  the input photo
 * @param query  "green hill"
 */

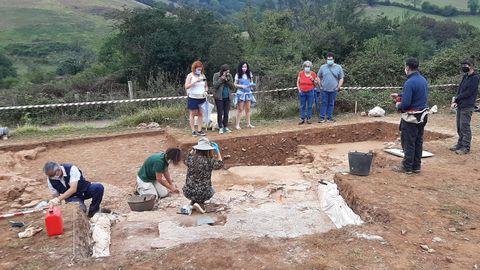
xmin=389 ymin=0 xmax=468 ymax=11
xmin=0 ymin=0 xmax=147 ymax=76
xmin=364 ymin=4 xmax=480 ymax=28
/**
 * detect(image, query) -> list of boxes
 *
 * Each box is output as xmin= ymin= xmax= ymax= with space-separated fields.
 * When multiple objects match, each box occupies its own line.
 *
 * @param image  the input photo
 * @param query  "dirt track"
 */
xmin=0 ymin=113 xmax=479 ymax=269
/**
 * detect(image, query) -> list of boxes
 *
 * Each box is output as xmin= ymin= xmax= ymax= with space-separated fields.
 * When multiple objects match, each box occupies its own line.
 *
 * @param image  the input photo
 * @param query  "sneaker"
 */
xmin=306 ymin=119 xmax=312 ymax=124
xmin=318 ymin=118 xmax=326 ymax=123
xmin=224 ymin=127 xmax=232 ymax=133
xmin=235 ymin=125 xmax=241 ymax=130
xmin=247 ymin=124 xmax=255 ymax=128
xmin=392 ymin=165 xmax=412 ymax=175
xmin=449 ymin=145 xmax=460 ymax=151
xmin=455 ymin=148 xmax=470 ymax=155
xmin=218 ymin=128 xmax=224 ymax=134
xmin=298 ymin=120 xmax=305 ymax=125
xmin=197 ymin=130 xmax=206 ymax=136
xmin=192 ymin=131 xmax=198 ymax=137
xmin=413 ymin=169 xmax=421 ymax=174
xmin=327 ymin=119 xmax=336 ymax=123
xmin=192 ymin=203 xmax=205 ymax=214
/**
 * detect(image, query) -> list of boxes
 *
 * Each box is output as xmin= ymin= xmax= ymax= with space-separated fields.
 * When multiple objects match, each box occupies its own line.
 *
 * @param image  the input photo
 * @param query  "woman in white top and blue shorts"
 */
xmin=185 ymin=60 xmax=208 ymax=137
xmin=234 ymin=61 xmax=256 ymax=130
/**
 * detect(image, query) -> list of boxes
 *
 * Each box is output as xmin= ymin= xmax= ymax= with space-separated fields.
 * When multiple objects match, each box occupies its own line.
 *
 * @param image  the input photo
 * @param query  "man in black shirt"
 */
xmin=450 ymin=58 xmax=479 ymax=155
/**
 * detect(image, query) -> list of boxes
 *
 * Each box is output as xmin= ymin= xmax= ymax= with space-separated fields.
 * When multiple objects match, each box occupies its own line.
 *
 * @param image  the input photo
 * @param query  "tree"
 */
xmin=468 ymin=0 xmax=479 ymax=14
xmin=107 ymin=7 xmax=242 ymax=85
xmin=0 ymin=52 xmax=17 ymax=81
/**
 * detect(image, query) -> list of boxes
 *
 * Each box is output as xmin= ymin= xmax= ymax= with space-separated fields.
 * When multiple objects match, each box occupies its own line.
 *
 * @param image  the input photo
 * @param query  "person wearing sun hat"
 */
xmin=183 ymin=137 xmax=223 ymax=213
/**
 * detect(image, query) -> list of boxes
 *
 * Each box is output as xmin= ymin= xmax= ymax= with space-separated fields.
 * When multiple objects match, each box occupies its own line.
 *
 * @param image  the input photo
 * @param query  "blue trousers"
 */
xmin=320 ymin=90 xmax=337 ymax=120
xmin=299 ymin=90 xmax=314 ymax=120
xmin=65 ymin=183 xmax=104 ymax=216
xmin=314 ymin=89 xmax=321 ymax=118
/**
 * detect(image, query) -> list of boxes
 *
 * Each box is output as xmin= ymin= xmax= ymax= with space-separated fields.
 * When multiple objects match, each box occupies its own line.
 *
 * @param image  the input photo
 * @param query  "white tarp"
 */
xmin=384 ymin=148 xmax=434 ymax=158
xmin=90 ymin=213 xmax=118 ymax=258
xmin=318 ymin=182 xmax=363 ymax=229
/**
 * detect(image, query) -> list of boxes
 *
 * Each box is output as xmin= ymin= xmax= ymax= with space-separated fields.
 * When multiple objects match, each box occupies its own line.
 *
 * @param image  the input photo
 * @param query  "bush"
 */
xmin=253 ymin=95 xmax=300 ymax=120
xmin=115 ymin=103 xmax=188 ymax=127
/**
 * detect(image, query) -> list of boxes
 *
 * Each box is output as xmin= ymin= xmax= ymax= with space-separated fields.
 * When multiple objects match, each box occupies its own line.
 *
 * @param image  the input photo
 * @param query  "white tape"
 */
xmin=0 ymin=84 xmax=457 ymax=111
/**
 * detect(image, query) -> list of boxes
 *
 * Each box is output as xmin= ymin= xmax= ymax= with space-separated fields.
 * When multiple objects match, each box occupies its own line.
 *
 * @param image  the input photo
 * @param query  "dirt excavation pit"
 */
xmin=176 ymin=121 xmax=450 ymax=167
xmin=134 ymin=121 xmax=450 ymax=250
xmin=0 ymin=120 xmax=454 ymax=262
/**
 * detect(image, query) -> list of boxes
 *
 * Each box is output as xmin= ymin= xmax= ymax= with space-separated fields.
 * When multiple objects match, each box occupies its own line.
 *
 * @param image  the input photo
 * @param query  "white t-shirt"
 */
xmin=47 ymin=165 xmax=81 ymax=196
xmin=186 ymin=72 xmax=206 ymax=98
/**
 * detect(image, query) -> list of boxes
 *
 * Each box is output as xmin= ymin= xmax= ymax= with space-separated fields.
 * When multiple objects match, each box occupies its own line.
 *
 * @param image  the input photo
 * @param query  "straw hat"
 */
xmin=193 ymin=137 xmax=214 ymax=151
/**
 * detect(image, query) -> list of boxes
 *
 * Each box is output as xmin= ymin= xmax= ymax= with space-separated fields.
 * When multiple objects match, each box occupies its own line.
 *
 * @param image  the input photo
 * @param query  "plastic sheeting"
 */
xmin=199 ymin=100 xmax=214 ymax=127
xmin=0 ymin=127 xmax=9 ymax=137
xmin=90 ymin=213 xmax=117 ymax=258
xmin=318 ymin=182 xmax=363 ymax=229
xmin=368 ymin=106 xmax=385 ymax=117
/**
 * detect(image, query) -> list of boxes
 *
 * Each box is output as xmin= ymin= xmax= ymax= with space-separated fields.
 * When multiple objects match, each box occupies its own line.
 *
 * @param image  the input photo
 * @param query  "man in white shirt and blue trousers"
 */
xmin=44 ymin=161 xmax=104 ymax=218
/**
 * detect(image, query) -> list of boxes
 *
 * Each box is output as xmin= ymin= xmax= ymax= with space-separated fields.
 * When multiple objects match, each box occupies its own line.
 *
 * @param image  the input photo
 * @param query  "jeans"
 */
xmin=314 ymin=89 xmax=321 ymax=118
xmin=65 ymin=183 xmax=104 ymax=216
xmin=320 ymin=90 xmax=337 ymax=120
xmin=400 ymin=115 xmax=428 ymax=171
xmin=299 ymin=90 xmax=314 ymax=120
xmin=215 ymin=98 xmax=230 ymax=129
xmin=456 ymin=107 xmax=474 ymax=151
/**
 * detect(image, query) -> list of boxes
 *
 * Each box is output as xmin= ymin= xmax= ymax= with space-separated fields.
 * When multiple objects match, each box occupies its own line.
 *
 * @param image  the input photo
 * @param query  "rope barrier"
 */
xmin=0 ymin=84 xmax=457 ymax=111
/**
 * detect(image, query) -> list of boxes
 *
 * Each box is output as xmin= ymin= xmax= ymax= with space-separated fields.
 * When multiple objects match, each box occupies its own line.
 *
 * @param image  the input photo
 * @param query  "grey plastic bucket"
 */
xmin=348 ymin=151 xmax=373 ymax=176
xmin=128 ymin=194 xmax=156 ymax=211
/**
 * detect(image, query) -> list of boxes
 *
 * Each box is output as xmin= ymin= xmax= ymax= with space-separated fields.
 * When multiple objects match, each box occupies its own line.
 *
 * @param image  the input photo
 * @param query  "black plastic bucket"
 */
xmin=348 ymin=151 xmax=373 ymax=176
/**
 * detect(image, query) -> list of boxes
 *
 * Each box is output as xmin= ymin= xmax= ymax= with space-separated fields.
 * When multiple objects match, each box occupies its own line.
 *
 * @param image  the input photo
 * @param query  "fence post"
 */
xmin=128 ymin=81 xmax=134 ymax=99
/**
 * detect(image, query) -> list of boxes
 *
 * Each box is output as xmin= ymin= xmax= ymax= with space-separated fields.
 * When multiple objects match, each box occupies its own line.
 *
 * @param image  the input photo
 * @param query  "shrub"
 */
xmin=253 ymin=95 xmax=300 ymax=119
xmin=115 ymin=103 xmax=188 ymax=127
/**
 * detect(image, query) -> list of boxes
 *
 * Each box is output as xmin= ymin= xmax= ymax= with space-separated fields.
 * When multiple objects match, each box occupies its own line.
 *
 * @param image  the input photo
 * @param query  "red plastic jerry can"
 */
xmin=45 ymin=207 xmax=64 ymax=236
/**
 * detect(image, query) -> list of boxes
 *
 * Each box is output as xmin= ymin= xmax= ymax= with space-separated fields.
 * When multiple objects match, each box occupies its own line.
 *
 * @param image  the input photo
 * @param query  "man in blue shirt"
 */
xmin=391 ymin=58 xmax=429 ymax=174
xmin=317 ymin=52 xmax=344 ymax=123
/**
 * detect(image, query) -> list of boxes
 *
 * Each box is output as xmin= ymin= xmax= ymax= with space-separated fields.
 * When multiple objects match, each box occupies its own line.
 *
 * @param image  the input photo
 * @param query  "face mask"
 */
xmin=50 ymin=171 xmax=62 ymax=180
xmin=242 ymin=67 xmax=248 ymax=73
xmin=327 ymin=60 xmax=334 ymax=66
xmin=195 ymin=68 xmax=202 ymax=75
xmin=304 ymin=67 xmax=311 ymax=72
xmin=462 ymin=66 xmax=470 ymax=73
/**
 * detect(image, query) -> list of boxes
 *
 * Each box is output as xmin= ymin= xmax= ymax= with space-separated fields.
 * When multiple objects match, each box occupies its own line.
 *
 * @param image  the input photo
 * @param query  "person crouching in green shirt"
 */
xmin=137 ymin=148 xmax=182 ymax=199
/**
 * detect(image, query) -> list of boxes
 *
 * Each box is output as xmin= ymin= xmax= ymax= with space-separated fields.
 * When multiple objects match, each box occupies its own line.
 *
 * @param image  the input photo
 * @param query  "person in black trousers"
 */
xmin=212 ymin=64 xmax=235 ymax=134
xmin=450 ymin=58 xmax=479 ymax=155
xmin=391 ymin=58 xmax=429 ymax=175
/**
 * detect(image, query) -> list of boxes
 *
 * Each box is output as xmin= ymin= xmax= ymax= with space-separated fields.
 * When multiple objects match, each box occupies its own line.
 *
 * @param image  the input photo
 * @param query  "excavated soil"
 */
xmin=173 ymin=121 xmax=449 ymax=167
xmin=1 ymin=115 xmax=479 ymax=270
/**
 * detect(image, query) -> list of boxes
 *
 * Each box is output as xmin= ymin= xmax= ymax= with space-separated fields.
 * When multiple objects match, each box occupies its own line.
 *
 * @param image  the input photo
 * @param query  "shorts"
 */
xmin=188 ymin=97 xmax=206 ymax=110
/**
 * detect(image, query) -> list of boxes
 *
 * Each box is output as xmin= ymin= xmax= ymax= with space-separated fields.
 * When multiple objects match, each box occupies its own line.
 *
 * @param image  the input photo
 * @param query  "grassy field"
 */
xmin=365 ymin=5 xmax=480 ymax=28
xmin=389 ymin=0 xmax=469 ymax=11
xmin=0 ymin=0 xmax=147 ymax=76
